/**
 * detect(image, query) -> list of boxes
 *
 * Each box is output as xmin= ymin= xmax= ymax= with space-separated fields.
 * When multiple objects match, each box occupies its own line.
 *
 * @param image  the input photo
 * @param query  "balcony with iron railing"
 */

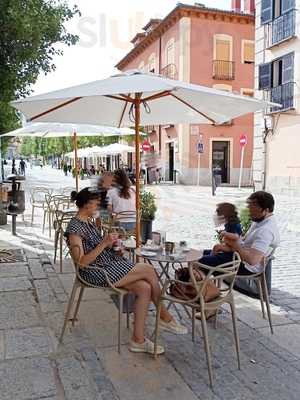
xmin=265 ymin=82 xmax=296 ymax=113
xmin=212 ymin=60 xmax=235 ymax=80
xmin=266 ymin=9 xmax=296 ymax=48
xmin=161 ymin=64 xmax=178 ymax=80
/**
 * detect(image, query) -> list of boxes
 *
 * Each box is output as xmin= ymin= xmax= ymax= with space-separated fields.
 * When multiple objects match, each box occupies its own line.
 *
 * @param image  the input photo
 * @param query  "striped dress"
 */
xmin=65 ymin=216 xmax=134 ymax=287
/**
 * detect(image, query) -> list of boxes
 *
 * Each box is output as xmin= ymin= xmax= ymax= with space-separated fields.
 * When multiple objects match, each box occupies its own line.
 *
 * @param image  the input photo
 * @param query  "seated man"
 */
xmin=201 ymin=191 xmax=280 ymax=275
xmin=223 ymin=191 xmax=280 ymax=274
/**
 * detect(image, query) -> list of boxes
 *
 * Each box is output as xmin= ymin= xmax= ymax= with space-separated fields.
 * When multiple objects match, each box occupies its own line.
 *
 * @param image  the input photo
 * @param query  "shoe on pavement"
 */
xmin=195 ymin=310 xmax=217 ymax=320
xmin=129 ymin=338 xmax=165 ymax=355
xmin=159 ymin=318 xmax=188 ymax=335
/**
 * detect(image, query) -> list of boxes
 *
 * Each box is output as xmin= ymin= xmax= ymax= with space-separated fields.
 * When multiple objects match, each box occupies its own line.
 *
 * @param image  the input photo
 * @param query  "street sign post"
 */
xmin=238 ymin=134 xmax=247 ymax=189
xmin=142 ymin=139 xmax=151 ymax=152
xmin=196 ymin=136 xmax=204 ymax=186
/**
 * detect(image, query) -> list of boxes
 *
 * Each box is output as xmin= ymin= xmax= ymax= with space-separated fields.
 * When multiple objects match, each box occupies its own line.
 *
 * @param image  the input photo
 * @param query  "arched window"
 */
xmin=165 ymin=38 xmax=175 ymax=66
xmin=148 ymin=53 xmax=156 ymax=73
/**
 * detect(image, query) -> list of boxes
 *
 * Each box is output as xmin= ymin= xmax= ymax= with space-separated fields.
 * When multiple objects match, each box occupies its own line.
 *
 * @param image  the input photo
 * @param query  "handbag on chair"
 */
xmin=169 ymin=266 xmax=220 ymax=302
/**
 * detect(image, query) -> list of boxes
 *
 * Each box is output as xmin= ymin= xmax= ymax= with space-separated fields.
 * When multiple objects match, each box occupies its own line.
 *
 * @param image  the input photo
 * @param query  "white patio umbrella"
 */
xmin=10 ymin=70 xmax=276 ymax=245
xmin=2 ymin=122 xmax=141 ymax=190
xmin=93 ymin=143 xmax=135 ymax=155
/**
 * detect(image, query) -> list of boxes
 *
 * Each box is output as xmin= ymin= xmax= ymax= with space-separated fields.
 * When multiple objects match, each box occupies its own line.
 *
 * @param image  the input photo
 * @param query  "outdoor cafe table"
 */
xmin=135 ymin=247 xmax=203 ymax=283
xmin=135 ymin=247 xmax=203 ymax=320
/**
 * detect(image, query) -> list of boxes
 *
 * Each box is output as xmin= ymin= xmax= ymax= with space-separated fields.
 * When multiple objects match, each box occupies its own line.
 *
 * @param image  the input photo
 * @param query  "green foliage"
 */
xmin=140 ymin=191 xmax=157 ymax=221
xmin=240 ymin=207 xmax=252 ymax=234
xmin=20 ymin=135 xmax=120 ymax=158
xmin=0 ymin=0 xmax=80 ymax=140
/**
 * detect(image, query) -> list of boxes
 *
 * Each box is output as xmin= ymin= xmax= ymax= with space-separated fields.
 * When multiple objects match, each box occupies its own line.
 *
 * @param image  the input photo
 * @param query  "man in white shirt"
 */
xmin=222 ymin=191 xmax=280 ymax=274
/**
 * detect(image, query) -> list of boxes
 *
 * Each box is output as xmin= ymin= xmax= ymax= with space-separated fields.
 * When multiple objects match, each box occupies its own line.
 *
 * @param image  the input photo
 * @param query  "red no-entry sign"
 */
xmin=142 ymin=140 xmax=151 ymax=152
xmin=240 ymin=134 xmax=247 ymax=147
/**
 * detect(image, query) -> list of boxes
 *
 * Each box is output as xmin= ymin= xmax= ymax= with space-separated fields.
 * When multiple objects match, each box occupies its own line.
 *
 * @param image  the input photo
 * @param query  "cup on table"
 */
xmin=165 ymin=241 xmax=175 ymax=255
xmin=108 ymin=232 xmax=119 ymax=247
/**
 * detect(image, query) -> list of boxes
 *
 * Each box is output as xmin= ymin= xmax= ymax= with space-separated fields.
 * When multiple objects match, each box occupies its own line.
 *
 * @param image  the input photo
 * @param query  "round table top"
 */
xmin=135 ymin=247 xmax=202 ymax=263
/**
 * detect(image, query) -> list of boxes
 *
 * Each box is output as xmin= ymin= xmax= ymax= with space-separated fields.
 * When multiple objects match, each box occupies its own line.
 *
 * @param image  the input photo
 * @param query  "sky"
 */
xmin=33 ymin=0 xmax=231 ymax=95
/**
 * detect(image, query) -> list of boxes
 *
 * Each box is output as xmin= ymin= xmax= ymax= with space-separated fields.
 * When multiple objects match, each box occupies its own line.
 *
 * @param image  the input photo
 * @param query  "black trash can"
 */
xmin=173 ymin=170 xmax=178 ymax=184
xmin=141 ymin=219 xmax=153 ymax=244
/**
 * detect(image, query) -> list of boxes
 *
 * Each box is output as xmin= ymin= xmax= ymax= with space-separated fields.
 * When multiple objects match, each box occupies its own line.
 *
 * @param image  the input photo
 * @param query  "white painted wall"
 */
xmin=254 ymin=0 xmax=300 ymax=194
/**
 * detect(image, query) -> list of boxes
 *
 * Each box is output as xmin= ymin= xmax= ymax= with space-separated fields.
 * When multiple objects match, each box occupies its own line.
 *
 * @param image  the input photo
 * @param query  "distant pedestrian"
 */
xmin=90 ymin=165 xmax=96 ymax=175
xmin=63 ymin=163 xmax=68 ymax=176
xmin=12 ymin=158 xmax=16 ymax=174
xmin=155 ymin=168 xmax=161 ymax=184
xmin=19 ymin=158 xmax=26 ymax=175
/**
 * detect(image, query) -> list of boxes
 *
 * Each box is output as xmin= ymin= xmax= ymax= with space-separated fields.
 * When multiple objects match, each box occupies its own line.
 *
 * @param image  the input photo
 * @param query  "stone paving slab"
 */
xmin=258 ymin=323 xmax=300 ymax=357
xmin=56 ymin=356 xmax=100 ymax=400
xmin=0 ymin=331 xmax=4 ymax=360
xmin=28 ymin=259 xmax=47 ymax=279
xmin=0 ymin=357 xmax=57 ymax=400
xmin=34 ymin=279 xmax=65 ymax=313
xmin=4 ymin=327 xmax=53 ymax=359
xmin=99 ymin=346 xmax=198 ymax=400
xmin=0 ymin=276 xmax=33 ymax=292
xmin=0 ymin=291 xmax=40 ymax=329
xmin=0 ymin=263 xmax=29 ymax=278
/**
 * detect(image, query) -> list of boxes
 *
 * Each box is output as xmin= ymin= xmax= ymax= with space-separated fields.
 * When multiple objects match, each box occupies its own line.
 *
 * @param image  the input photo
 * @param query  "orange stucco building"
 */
xmin=116 ymin=2 xmax=255 ymax=185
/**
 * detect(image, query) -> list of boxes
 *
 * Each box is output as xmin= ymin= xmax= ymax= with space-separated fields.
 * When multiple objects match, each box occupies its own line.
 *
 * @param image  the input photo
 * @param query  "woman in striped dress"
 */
xmin=65 ymin=188 xmax=187 ymax=355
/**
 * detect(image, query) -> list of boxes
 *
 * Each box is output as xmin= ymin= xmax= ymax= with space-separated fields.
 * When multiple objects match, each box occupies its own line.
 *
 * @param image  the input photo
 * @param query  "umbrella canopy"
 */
xmin=1 ymin=122 xmax=139 ymax=138
xmin=11 ymin=70 xmax=273 ymax=126
xmin=11 ymin=70 xmax=277 ymax=245
xmin=96 ymin=143 xmax=135 ymax=155
xmin=66 ymin=143 xmax=134 ymax=160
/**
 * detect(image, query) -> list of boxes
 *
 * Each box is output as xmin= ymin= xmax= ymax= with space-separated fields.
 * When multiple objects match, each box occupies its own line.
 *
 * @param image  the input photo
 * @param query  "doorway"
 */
xmin=168 ymin=142 xmax=174 ymax=181
xmin=212 ymin=141 xmax=230 ymax=183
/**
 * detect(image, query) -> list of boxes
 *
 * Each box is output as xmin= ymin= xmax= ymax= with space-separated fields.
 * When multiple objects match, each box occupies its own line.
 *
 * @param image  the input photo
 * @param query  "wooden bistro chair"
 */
xmin=153 ymin=253 xmax=241 ymax=388
xmin=53 ymin=208 xmax=76 ymax=273
xmin=30 ymin=187 xmax=52 ymax=226
xmin=59 ymin=246 xmax=131 ymax=353
xmin=235 ymin=247 xmax=277 ymax=334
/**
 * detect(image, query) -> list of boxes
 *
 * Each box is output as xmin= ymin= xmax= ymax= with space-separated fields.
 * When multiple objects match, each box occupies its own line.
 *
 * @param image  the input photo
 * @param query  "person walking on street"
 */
xmin=63 ymin=163 xmax=68 ymax=176
xmin=19 ymin=159 xmax=26 ymax=175
xmin=12 ymin=158 xmax=17 ymax=174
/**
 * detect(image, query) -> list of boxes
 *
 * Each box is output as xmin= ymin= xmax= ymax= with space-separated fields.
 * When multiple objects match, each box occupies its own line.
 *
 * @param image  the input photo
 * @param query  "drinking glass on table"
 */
xmin=179 ymin=240 xmax=187 ymax=253
xmin=213 ymin=215 xmax=226 ymax=243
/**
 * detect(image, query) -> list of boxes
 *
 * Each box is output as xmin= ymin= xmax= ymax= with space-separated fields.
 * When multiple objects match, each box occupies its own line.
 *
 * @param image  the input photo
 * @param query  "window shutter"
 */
xmin=281 ymin=0 xmax=295 ymax=14
xmin=259 ymin=63 xmax=272 ymax=90
xmin=282 ymin=53 xmax=294 ymax=84
xmin=216 ymin=39 xmax=230 ymax=61
xmin=261 ymin=0 xmax=273 ymax=25
xmin=244 ymin=42 xmax=255 ymax=63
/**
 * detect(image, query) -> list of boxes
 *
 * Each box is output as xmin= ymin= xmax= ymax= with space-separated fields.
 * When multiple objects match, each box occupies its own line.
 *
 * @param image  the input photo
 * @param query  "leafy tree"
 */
xmin=0 ymin=0 xmax=80 ymax=151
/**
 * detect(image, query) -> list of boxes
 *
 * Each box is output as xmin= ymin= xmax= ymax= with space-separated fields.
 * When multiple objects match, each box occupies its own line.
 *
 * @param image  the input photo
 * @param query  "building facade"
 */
xmin=254 ymin=0 xmax=300 ymax=195
xmin=116 ymin=2 xmax=255 ymax=185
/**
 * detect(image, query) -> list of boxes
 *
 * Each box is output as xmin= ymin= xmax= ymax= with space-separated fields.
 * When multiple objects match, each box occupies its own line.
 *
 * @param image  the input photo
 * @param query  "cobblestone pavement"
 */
xmin=0 ymin=166 xmax=299 ymax=400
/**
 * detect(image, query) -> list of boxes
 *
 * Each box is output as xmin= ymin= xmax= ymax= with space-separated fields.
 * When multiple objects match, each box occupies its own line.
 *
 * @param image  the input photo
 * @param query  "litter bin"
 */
xmin=173 ymin=170 xmax=178 ymax=184
xmin=5 ymin=175 xmax=26 ymax=235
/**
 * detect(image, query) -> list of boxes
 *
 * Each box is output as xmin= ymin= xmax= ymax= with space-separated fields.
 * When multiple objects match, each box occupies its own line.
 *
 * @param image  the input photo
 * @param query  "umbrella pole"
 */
xmin=73 ymin=132 xmax=79 ymax=191
xmin=134 ymin=95 xmax=141 ymax=248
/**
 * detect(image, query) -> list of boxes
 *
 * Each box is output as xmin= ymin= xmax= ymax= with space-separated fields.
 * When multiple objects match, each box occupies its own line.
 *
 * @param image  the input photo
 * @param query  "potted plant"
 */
xmin=239 ymin=207 xmax=251 ymax=235
xmin=140 ymin=190 xmax=157 ymax=243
